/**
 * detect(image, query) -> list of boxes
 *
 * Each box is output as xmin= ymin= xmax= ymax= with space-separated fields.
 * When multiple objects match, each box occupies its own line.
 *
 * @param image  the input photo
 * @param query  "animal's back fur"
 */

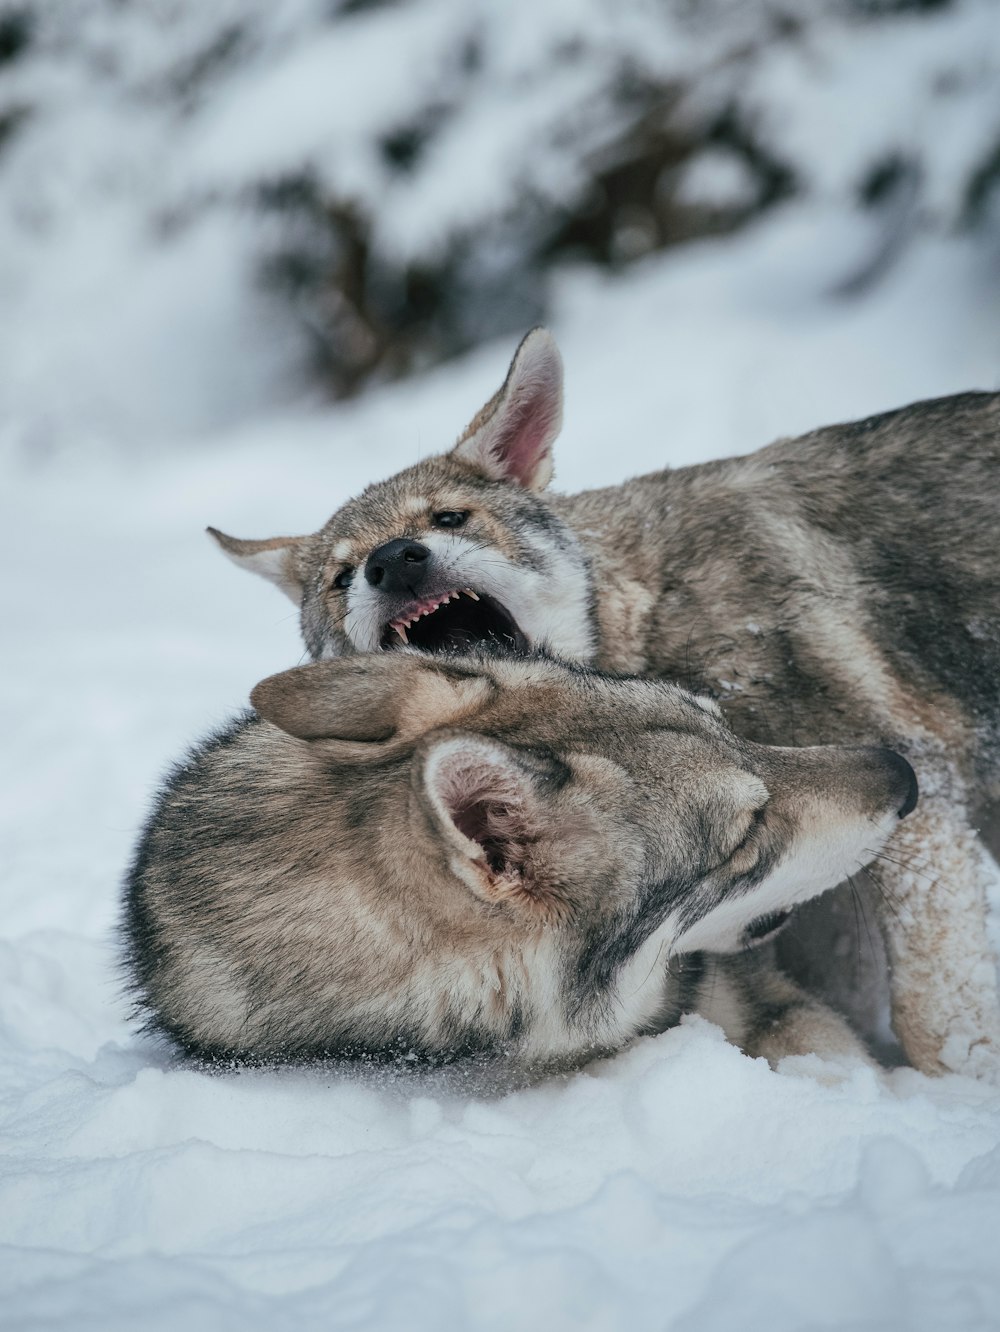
xmin=561 ymin=391 xmax=1000 ymax=761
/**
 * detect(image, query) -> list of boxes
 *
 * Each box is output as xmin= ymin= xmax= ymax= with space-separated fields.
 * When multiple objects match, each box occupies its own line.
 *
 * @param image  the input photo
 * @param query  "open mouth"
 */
xmin=380 ymin=589 xmax=529 ymax=656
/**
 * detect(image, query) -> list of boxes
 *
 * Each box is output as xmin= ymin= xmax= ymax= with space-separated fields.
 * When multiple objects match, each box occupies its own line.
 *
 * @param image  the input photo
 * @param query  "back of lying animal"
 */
xmin=123 ymin=713 xmax=402 ymax=1062
xmin=123 ymin=650 xmax=917 ymax=1067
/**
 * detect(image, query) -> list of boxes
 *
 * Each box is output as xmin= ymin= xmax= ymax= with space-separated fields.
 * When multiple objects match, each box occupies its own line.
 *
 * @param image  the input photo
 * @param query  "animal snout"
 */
xmin=365 ymin=539 xmax=431 ymax=593
xmin=876 ymin=747 xmax=919 ymax=819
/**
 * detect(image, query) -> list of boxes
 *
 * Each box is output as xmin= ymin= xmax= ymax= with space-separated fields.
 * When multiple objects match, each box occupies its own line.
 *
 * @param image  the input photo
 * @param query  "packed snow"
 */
xmin=4 ymin=1 xmax=1000 ymax=1328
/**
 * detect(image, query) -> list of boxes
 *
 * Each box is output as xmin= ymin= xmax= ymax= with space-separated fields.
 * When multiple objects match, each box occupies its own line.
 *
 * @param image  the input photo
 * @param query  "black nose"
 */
xmin=885 ymin=750 xmax=919 ymax=819
xmin=364 ymin=538 xmax=431 ymax=593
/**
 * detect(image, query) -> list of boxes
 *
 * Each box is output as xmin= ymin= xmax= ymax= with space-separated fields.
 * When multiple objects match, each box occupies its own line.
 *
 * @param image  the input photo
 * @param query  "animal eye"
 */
xmin=433 ymin=510 xmax=468 ymax=529
xmin=332 ymin=567 xmax=355 ymax=590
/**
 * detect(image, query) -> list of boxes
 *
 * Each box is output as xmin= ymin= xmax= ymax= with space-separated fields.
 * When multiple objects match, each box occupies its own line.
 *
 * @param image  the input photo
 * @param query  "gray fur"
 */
xmin=124 ymin=651 xmax=913 ymax=1067
xmin=210 ymin=331 xmax=1000 ymax=1076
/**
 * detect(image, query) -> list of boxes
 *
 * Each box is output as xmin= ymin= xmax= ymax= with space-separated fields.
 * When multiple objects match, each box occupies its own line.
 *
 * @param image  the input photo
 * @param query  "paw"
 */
xmin=774 ymin=1049 xmax=882 ymax=1087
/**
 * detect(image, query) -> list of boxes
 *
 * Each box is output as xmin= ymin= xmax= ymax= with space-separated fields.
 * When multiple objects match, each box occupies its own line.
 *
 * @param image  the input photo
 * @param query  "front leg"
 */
xmin=873 ymin=793 xmax=1000 ymax=1079
xmin=700 ymin=954 xmax=875 ymax=1069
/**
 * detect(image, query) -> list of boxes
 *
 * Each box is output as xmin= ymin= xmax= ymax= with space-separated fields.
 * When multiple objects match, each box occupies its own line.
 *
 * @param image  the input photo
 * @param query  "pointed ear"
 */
xmin=423 ymin=736 xmax=558 ymax=904
xmin=250 ymin=655 xmax=495 ymax=755
xmin=207 ymin=527 xmax=307 ymax=605
xmin=451 ymin=328 xmax=563 ymax=491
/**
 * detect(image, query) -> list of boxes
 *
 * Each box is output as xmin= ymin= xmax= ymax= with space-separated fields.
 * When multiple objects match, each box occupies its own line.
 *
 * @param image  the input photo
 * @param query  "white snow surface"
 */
xmin=5 ymin=3 xmax=1000 ymax=1327
xmin=5 ymin=221 xmax=1000 ymax=1329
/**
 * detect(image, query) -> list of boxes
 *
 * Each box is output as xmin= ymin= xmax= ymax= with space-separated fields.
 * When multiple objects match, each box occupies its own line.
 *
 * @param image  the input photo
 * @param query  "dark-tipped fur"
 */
xmin=124 ymin=651 xmax=913 ymax=1069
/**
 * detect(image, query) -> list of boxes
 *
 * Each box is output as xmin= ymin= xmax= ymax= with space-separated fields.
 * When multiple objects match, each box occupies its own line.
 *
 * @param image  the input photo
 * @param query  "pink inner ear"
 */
xmin=438 ymin=752 xmax=530 ymax=878
xmin=452 ymin=796 xmax=521 ymax=876
xmin=485 ymin=374 xmax=561 ymax=488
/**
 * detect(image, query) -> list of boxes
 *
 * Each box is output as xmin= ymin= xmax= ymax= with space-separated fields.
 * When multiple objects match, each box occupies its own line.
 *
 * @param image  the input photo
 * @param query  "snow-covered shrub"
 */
xmin=0 ymin=0 xmax=998 ymax=440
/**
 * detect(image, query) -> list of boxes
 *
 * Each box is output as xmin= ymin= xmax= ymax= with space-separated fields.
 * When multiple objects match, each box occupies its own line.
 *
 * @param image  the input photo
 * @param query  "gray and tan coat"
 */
xmin=213 ymin=330 xmax=1000 ymax=1077
xmin=125 ymin=651 xmax=916 ymax=1067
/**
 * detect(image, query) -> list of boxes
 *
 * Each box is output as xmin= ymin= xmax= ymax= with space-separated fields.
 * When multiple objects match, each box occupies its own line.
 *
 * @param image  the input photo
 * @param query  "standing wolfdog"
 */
xmin=211 ymin=331 xmax=1000 ymax=1077
xmin=125 ymin=651 xmax=917 ymax=1066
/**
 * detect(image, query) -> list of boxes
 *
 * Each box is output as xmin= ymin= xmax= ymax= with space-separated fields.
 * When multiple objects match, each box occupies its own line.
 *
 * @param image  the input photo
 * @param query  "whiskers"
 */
xmin=846 ymin=873 xmax=880 ymax=965
xmin=869 ymin=846 xmax=935 ymax=884
xmin=346 ymin=598 xmax=392 ymax=651
xmin=858 ymin=861 xmax=904 ymax=925
xmin=856 ymin=838 xmax=936 ymax=932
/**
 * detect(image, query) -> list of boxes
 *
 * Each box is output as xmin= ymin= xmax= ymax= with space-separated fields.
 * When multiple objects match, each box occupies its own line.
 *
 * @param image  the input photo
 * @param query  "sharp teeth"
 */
xmin=394 ymin=624 xmax=408 ymax=644
xmin=464 ymin=589 xmax=480 ymax=601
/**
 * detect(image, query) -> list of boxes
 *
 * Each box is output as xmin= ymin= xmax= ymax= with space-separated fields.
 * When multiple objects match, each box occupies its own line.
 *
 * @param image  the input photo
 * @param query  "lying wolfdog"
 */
xmin=211 ymin=331 xmax=1000 ymax=1077
xmin=124 ymin=651 xmax=917 ymax=1066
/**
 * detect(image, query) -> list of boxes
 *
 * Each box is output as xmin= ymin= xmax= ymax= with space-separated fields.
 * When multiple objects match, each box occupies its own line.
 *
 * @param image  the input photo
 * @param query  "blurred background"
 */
xmin=1 ymin=0 xmax=999 ymax=459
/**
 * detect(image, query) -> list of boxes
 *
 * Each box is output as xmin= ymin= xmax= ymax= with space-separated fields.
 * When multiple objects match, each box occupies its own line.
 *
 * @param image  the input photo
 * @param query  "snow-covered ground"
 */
xmin=5 ymin=215 xmax=1000 ymax=1328
xmin=5 ymin=0 xmax=1000 ymax=1324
